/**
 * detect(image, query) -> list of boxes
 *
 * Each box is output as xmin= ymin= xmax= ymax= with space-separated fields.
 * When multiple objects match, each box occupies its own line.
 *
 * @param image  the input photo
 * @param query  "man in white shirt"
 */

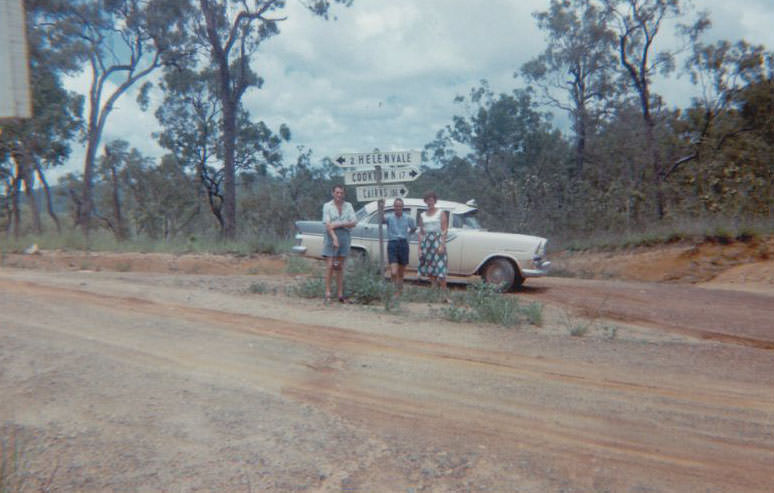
xmin=321 ymin=184 xmax=357 ymax=303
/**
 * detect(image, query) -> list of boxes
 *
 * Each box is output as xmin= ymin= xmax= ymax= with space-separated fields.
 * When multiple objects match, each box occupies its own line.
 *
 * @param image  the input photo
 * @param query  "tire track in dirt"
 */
xmin=3 ymin=277 xmax=773 ymax=491
xmin=3 ymin=279 xmax=771 ymax=410
xmin=520 ymin=277 xmax=774 ymax=349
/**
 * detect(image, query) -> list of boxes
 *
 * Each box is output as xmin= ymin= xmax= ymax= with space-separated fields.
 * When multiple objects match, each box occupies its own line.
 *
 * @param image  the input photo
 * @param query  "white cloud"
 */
xmin=52 ymin=0 xmax=774 ymax=181
xmin=56 ymin=69 xmax=164 ymax=181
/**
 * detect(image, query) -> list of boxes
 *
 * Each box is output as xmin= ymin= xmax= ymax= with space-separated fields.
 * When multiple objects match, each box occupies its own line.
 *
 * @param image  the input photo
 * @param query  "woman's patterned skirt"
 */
xmin=418 ymin=231 xmax=447 ymax=279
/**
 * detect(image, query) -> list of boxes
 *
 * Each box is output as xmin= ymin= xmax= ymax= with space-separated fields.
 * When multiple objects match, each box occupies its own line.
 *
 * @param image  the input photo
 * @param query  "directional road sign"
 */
xmin=334 ymin=151 xmax=421 ymax=168
xmin=0 ymin=0 xmax=32 ymax=119
xmin=356 ymin=184 xmax=409 ymax=202
xmin=344 ymin=165 xmax=422 ymax=186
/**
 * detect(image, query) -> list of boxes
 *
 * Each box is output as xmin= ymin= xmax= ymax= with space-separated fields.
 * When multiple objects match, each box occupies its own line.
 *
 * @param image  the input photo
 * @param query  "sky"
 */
xmin=57 ymin=0 xmax=774 ymax=182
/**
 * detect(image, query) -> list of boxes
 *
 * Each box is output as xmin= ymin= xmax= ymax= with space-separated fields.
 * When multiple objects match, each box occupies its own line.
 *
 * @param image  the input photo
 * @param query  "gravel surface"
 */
xmin=1 ymin=249 xmax=773 ymax=492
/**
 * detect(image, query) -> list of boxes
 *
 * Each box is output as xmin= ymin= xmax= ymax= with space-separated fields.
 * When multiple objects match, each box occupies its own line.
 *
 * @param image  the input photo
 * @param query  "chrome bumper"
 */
xmin=291 ymin=245 xmax=307 ymax=255
xmin=522 ymin=259 xmax=551 ymax=278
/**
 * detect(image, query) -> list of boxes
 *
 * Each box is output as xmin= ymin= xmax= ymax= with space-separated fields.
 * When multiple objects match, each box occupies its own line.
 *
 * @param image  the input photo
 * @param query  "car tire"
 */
xmin=349 ymin=248 xmax=368 ymax=265
xmin=482 ymin=258 xmax=517 ymax=291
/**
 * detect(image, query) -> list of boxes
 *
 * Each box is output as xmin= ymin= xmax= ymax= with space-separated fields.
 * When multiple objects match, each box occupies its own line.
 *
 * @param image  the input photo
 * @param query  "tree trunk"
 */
xmin=644 ymin=118 xmax=665 ymax=220
xmin=575 ymin=117 xmax=586 ymax=176
xmin=221 ymin=99 xmax=237 ymax=239
xmin=11 ymin=172 xmax=21 ymax=239
xmin=110 ymin=166 xmax=127 ymax=240
xmin=18 ymin=153 xmax=42 ymax=234
xmin=78 ymin=81 xmax=101 ymax=235
xmin=35 ymin=163 xmax=61 ymax=234
xmin=201 ymin=0 xmax=241 ymax=240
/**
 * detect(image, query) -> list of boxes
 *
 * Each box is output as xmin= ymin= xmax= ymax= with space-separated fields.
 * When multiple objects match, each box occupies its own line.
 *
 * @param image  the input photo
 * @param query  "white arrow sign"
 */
xmin=356 ymin=184 xmax=409 ymax=202
xmin=334 ymin=151 xmax=421 ymax=168
xmin=344 ymin=165 xmax=422 ymax=186
xmin=0 ymin=0 xmax=32 ymax=119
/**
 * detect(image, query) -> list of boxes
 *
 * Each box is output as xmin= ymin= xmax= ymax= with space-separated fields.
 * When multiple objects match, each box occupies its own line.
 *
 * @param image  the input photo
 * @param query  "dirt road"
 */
xmin=1 ymin=258 xmax=773 ymax=492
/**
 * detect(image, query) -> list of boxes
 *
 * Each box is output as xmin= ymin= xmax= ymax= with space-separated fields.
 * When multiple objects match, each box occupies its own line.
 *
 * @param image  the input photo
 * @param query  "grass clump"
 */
xmin=437 ymin=281 xmax=542 ymax=328
xmin=399 ymin=284 xmax=448 ymax=304
xmin=285 ymin=275 xmax=325 ymax=299
xmin=248 ymin=281 xmax=277 ymax=295
xmin=284 ymin=255 xmax=317 ymax=275
xmin=284 ymin=260 xmax=398 ymax=310
xmin=556 ymin=215 xmax=774 ymax=252
xmin=0 ymin=230 xmax=293 ymax=256
xmin=0 ymin=427 xmax=26 ymax=493
xmin=343 ymin=260 xmax=397 ymax=309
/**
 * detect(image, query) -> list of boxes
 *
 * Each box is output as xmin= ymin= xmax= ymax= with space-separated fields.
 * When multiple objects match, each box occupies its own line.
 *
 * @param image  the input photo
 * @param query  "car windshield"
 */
xmin=453 ymin=211 xmax=481 ymax=230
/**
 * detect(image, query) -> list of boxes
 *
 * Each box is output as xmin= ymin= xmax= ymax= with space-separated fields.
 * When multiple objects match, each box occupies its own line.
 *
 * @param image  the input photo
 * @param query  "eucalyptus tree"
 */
xmin=426 ymin=82 xmax=571 ymax=233
xmin=0 ymin=1 xmax=84 ymax=236
xmin=676 ymin=45 xmax=774 ymax=216
xmin=121 ymin=154 xmax=203 ymax=239
xmin=38 ymin=0 xmax=191 ymax=234
xmin=521 ymin=0 xmax=617 ymax=175
xmin=154 ymin=66 xmax=289 ymax=235
xmin=190 ymin=0 xmax=353 ymax=239
xmin=738 ymin=53 xmax=774 ymax=144
xmin=675 ymin=40 xmax=770 ymax=170
xmin=239 ymin=146 xmax=339 ymax=237
xmin=602 ymin=0 xmax=709 ymax=219
xmin=95 ymin=139 xmax=134 ymax=239
xmin=0 ymin=67 xmax=83 ymax=236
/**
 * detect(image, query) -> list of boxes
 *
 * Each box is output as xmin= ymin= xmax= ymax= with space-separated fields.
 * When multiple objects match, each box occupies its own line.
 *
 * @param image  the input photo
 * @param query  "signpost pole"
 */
xmin=376 ymin=165 xmax=385 ymax=274
xmin=334 ymin=150 xmax=422 ymax=278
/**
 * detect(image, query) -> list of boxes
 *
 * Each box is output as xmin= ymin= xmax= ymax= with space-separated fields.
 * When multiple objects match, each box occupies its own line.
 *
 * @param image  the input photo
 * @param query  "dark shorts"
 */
xmin=387 ymin=238 xmax=410 ymax=266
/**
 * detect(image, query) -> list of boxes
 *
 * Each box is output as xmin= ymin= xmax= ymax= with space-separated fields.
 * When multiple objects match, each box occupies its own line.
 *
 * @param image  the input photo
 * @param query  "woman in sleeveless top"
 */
xmin=417 ymin=190 xmax=449 ymax=296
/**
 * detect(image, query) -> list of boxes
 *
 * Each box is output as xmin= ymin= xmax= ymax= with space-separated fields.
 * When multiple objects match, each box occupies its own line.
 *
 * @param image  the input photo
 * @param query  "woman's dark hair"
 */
xmin=423 ymin=190 xmax=437 ymax=202
xmin=331 ymin=184 xmax=345 ymax=193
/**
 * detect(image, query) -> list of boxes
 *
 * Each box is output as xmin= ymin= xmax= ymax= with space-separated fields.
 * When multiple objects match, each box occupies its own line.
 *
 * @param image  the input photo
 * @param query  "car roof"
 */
xmin=359 ymin=198 xmax=477 ymax=216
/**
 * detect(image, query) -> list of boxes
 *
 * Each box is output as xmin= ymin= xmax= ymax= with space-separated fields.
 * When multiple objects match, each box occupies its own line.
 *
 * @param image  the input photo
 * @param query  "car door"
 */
xmin=350 ymin=210 xmax=381 ymax=260
xmin=444 ymin=211 xmax=463 ymax=274
xmin=407 ymin=207 xmax=425 ymax=271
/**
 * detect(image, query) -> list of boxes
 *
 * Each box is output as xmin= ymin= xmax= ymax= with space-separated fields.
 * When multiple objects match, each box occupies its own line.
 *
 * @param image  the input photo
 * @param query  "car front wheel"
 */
xmin=482 ymin=258 xmax=518 ymax=291
xmin=349 ymin=248 xmax=368 ymax=265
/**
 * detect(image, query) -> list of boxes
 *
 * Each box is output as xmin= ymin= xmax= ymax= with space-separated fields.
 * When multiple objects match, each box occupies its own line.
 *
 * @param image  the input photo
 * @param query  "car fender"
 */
xmin=472 ymin=253 xmax=522 ymax=277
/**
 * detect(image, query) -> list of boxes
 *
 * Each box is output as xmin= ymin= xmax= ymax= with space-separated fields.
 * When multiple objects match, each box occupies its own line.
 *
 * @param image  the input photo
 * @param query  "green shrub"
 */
xmin=246 ymin=234 xmax=290 ymax=255
xmin=248 ymin=282 xmax=276 ymax=295
xmin=0 ymin=231 xmax=294 ymax=256
xmin=343 ymin=260 xmax=396 ymax=308
xmin=561 ymin=309 xmax=593 ymax=337
xmin=437 ymin=281 xmax=542 ymax=328
xmin=286 ymin=275 xmax=325 ymax=299
xmin=399 ymin=285 xmax=447 ymax=304
xmin=437 ymin=303 xmax=470 ymax=322
xmin=285 ymin=255 xmax=316 ymax=275
xmin=284 ymin=261 xmax=398 ymax=309
xmin=522 ymin=302 xmax=543 ymax=326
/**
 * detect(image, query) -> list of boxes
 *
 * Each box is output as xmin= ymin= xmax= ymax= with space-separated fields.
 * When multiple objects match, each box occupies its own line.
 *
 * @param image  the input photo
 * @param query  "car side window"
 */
xmin=452 ymin=213 xmax=462 ymax=229
xmin=416 ymin=208 xmax=426 ymax=227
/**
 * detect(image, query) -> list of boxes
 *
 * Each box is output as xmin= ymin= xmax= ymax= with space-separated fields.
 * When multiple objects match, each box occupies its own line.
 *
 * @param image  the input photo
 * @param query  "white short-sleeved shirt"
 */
xmin=420 ymin=209 xmax=444 ymax=234
xmin=322 ymin=200 xmax=356 ymax=228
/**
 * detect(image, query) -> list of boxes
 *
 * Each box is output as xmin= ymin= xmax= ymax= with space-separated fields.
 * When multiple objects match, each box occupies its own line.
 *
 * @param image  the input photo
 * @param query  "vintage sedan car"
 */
xmin=291 ymin=198 xmax=550 ymax=290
